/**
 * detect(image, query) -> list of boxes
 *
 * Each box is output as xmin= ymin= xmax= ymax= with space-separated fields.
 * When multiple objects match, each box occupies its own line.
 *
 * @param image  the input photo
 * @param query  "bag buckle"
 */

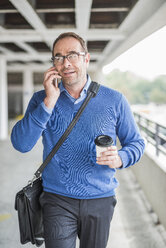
xmin=28 ymin=175 xmax=37 ymax=187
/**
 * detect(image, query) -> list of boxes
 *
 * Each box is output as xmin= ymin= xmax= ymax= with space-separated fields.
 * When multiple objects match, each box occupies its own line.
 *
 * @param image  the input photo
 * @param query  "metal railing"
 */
xmin=133 ymin=111 xmax=166 ymax=156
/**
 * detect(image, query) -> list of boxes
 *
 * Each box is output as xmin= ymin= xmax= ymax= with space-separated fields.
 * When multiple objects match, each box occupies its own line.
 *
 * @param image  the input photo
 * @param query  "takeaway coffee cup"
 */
xmin=95 ymin=135 xmax=113 ymax=157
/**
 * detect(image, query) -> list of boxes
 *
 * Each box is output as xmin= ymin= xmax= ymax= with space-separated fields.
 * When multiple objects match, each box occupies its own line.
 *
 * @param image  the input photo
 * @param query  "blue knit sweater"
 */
xmin=11 ymin=80 xmax=145 ymax=199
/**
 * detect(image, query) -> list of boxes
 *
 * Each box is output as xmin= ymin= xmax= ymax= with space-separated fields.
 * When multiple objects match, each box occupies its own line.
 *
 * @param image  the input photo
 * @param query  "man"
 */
xmin=11 ymin=32 xmax=145 ymax=248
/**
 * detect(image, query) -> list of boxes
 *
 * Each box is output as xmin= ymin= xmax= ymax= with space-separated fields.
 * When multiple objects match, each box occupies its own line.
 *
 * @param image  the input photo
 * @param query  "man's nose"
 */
xmin=63 ymin=57 xmax=71 ymax=67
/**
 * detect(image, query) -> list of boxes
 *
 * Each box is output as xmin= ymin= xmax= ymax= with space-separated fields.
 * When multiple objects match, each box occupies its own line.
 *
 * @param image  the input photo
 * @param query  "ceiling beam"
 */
xmin=7 ymin=62 xmax=97 ymax=72
xmin=6 ymin=52 xmax=51 ymax=62
xmin=5 ymin=51 xmax=101 ymax=62
xmin=37 ymin=8 xmax=74 ymax=13
xmin=9 ymin=0 xmax=46 ymax=31
xmin=0 ymin=29 xmax=126 ymax=43
xmin=0 ymin=7 xmax=129 ymax=14
xmin=0 ymin=46 xmax=14 ymax=55
xmin=91 ymin=8 xmax=129 ymax=12
xmin=15 ymin=41 xmax=38 ymax=54
xmin=86 ymin=29 xmax=125 ymax=41
xmin=9 ymin=0 xmax=52 ymax=48
xmin=75 ymin=0 xmax=93 ymax=35
xmin=0 ymin=9 xmax=18 ymax=13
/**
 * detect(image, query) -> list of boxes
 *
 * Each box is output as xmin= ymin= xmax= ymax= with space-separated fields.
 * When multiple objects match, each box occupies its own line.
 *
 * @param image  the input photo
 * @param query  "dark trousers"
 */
xmin=40 ymin=192 xmax=117 ymax=248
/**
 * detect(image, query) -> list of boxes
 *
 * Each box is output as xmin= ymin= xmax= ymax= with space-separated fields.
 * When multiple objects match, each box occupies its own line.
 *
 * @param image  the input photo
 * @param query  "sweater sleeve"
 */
xmin=116 ymin=94 xmax=145 ymax=168
xmin=11 ymin=92 xmax=53 ymax=153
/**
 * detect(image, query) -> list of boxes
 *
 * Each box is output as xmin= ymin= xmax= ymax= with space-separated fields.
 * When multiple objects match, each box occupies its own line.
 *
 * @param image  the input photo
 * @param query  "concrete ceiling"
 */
xmin=0 ymin=0 xmax=166 ymax=73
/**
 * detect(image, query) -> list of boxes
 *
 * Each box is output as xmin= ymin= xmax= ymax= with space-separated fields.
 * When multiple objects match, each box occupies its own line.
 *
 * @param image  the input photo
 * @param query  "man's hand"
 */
xmin=96 ymin=146 xmax=123 ymax=169
xmin=43 ymin=67 xmax=62 ymax=109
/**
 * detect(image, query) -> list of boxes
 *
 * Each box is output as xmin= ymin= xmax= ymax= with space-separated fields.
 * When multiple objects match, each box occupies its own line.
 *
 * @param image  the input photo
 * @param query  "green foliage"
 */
xmin=104 ymin=69 xmax=166 ymax=104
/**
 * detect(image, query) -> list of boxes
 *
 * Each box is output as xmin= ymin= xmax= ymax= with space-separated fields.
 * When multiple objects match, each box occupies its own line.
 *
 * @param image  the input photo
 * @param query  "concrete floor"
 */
xmin=0 ymin=138 xmax=166 ymax=248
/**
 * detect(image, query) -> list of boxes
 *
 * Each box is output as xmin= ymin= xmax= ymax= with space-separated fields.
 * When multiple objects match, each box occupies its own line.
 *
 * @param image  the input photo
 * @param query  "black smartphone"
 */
xmin=52 ymin=62 xmax=59 ymax=87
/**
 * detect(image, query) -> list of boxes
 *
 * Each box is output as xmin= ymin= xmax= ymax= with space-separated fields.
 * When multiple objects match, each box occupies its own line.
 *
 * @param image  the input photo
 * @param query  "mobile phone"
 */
xmin=52 ymin=62 xmax=58 ymax=87
xmin=53 ymin=78 xmax=58 ymax=87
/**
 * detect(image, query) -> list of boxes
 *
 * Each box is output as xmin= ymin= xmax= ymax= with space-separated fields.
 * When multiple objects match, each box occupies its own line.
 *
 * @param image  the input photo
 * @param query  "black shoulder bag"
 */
xmin=15 ymin=81 xmax=100 ymax=247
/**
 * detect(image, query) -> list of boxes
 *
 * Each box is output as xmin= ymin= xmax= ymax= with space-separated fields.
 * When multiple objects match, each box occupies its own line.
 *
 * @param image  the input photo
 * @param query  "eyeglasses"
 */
xmin=51 ymin=51 xmax=86 ymax=65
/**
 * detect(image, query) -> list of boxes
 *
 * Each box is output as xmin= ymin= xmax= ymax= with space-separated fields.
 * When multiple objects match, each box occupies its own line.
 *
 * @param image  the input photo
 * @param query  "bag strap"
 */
xmin=34 ymin=81 xmax=100 ymax=178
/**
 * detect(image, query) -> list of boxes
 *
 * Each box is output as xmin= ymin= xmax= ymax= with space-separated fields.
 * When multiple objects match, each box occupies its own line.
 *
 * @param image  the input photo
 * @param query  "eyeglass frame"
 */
xmin=51 ymin=51 xmax=86 ymax=65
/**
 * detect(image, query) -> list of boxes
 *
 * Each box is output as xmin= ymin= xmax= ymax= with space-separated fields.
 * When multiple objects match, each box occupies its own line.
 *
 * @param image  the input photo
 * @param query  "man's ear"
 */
xmin=85 ymin=53 xmax=90 ymax=67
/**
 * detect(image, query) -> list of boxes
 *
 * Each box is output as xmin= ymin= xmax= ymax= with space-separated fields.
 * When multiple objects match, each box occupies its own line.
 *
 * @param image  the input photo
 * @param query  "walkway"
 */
xmin=0 ymin=138 xmax=166 ymax=248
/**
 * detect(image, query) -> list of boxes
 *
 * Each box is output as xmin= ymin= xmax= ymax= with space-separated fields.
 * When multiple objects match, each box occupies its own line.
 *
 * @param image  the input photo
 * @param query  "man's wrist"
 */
xmin=44 ymin=97 xmax=56 ymax=109
xmin=116 ymin=155 xmax=123 ymax=169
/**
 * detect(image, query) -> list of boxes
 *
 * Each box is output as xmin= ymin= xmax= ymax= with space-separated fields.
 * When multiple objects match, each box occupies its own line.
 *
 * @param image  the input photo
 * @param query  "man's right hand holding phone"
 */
xmin=43 ymin=67 xmax=62 ymax=109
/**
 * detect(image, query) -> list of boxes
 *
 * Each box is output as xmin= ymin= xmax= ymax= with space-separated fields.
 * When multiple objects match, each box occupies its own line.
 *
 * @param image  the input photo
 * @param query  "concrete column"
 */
xmin=0 ymin=56 xmax=8 ymax=140
xmin=23 ymin=70 xmax=34 ymax=114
